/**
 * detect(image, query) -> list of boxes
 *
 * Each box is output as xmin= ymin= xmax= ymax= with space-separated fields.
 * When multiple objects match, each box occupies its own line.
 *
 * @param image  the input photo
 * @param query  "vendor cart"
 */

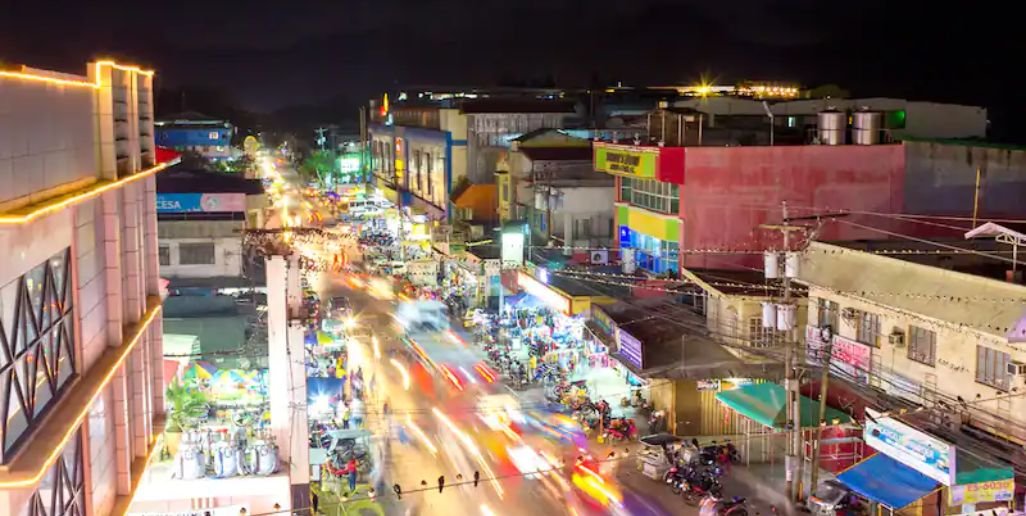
xmin=636 ymin=433 xmax=680 ymax=480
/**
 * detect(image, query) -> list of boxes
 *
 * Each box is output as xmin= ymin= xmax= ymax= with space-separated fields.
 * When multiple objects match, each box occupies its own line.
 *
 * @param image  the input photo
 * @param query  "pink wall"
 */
xmin=680 ymin=145 xmax=907 ymax=269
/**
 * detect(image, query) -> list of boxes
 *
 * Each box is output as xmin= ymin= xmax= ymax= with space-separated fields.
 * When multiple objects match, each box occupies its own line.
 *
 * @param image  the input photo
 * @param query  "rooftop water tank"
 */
xmin=817 ymin=109 xmax=846 ymax=145
xmin=853 ymin=109 xmax=883 ymax=145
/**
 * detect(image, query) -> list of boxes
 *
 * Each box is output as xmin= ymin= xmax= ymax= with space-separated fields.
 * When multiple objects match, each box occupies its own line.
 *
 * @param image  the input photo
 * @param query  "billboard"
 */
xmin=517 ymin=271 xmax=569 ymax=314
xmin=615 ymin=328 xmax=644 ymax=370
xmin=156 ymin=193 xmax=246 ymax=213
xmin=864 ymin=408 xmax=956 ymax=485
xmin=949 ymin=479 xmax=1015 ymax=505
xmin=594 ymin=145 xmax=657 ymax=178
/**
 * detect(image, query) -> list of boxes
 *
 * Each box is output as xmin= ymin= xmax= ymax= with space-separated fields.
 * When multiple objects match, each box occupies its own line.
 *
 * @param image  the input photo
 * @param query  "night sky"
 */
xmin=2 ymin=0 xmax=1022 ymax=139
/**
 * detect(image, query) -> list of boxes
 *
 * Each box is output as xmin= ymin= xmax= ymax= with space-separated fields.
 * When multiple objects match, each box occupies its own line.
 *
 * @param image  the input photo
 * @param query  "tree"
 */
xmin=165 ymin=377 xmax=208 ymax=432
xmin=299 ymin=150 xmax=336 ymax=188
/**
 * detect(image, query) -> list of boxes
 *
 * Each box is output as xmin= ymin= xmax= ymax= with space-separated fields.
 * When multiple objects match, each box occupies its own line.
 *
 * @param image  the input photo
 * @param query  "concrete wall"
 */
xmin=680 ymin=145 xmax=907 ymax=269
xmin=0 ymin=75 xmax=97 ymax=207
xmin=554 ymin=186 xmax=615 ymax=246
xmin=904 ymin=140 xmax=1026 ymax=218
xmin=159 ymin=237 xmax=244 ymax=278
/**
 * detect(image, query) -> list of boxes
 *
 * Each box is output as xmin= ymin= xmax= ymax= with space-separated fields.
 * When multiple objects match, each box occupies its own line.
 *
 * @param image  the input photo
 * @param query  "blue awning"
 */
xmin=837 ymin=454 xmax=939 ymax=509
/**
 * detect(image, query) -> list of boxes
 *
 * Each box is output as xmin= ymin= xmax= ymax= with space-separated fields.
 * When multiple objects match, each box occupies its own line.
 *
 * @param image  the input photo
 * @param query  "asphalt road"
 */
xmin=312 ymin=269 xmax=680 ymax=516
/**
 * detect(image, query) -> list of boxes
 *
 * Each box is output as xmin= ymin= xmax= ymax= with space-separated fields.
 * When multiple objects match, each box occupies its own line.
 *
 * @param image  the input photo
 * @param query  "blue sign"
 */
xmin=157 ymin=193 xmax=203 ymax=213
xmin=616 ymin=328 xmax=644 ymax=370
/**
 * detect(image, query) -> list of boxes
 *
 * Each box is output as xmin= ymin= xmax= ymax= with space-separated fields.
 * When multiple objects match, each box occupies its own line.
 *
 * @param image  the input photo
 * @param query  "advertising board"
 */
xmin=864 ymin=408 xmax=956 ymax=485
xmin=156 ymin=193 xmax=246 ymax=213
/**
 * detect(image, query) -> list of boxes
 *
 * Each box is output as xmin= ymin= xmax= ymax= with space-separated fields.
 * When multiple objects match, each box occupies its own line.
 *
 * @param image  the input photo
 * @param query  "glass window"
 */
xmin=748 ymin=317 xmax=786 ymax=348
xmin=976 ymin=345 xmax=1010 ymax=391
xmin=0 ymin=248 xmax=77 ymax=462
xmin=854 ymin=310 xmax=880 ymax=347
xmin=24 ymin=429 xmax=84 ymax=516
xmin=908 ymin=326 xmax=936 ymax=366
xmin=623 ymin=178 xmax=679 ymax=214
xmin=816 ymin=299 xmax=839 ymax=329
xmin=158 ymin=245 xmax=171 ymax=266
xmin=178 ymin=243 xmax=216 ymax=265
xmin=426 ymin=153 xmax=433 ymax=197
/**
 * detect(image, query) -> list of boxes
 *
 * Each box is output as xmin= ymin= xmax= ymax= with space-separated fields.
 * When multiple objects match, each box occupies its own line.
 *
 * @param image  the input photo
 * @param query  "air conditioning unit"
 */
xmin=841 ymin=307 xmax=857 ymax=320
xmin=1007 ymin=361 xmax=1026 ymax=376
xmin=590 ymin=250 xmax=609 ymax=265
xmin=888 ymin=330 xmax=906 ymax=348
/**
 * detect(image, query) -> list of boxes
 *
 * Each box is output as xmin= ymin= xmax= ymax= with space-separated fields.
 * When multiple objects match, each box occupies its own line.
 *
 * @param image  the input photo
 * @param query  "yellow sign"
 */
xmin=949 ymin=479 xmax=1015 ymax=505
xmin=594 ymin=145 xmax=657 ymax=178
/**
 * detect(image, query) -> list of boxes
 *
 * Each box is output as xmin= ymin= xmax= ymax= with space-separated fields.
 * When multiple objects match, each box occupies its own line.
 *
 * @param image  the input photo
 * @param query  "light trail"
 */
xmin=372 ymin=335 xmax=381 ymax=359
xmin=389 ymin=358 xmax=410 ymax=391
xmin=405 ymin=415 xmax=438 ymax=456
xmin=458 ymin=366 xmax=479 ymax=385
xmin=480 ymin=504 xmax=497 ymax=516
xmin=432 ymin=407 xmax=505 ymax=499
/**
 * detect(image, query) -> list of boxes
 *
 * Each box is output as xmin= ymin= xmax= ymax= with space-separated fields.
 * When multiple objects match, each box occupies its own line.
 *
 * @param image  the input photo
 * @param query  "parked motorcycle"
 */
xmin=682 ymin=472 xmax=723 ymax=505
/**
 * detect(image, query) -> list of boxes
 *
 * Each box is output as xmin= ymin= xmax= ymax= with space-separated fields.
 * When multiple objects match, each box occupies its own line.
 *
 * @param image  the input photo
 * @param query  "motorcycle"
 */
xmin=716 ymin=496 xmax=749 ymax=516
xmin=682 ymin=473 xmax=722 ymax=505
xmin=604 ymin=418 xmax=637 ymax=441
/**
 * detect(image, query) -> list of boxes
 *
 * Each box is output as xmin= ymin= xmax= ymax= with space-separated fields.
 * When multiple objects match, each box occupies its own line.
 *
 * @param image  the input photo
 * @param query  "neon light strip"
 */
xmin=0 ymin=161 xmax=175 ymax=225
xmin=0 ymin=297 xmax=163 ymax=487
xmin=0 ymin=60 xmax=155 ymax=90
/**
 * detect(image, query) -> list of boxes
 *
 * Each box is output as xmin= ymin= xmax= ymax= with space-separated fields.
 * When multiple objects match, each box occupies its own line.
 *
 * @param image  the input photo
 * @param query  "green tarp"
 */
xmin=715 ymin=382 xmax=852 ymax=429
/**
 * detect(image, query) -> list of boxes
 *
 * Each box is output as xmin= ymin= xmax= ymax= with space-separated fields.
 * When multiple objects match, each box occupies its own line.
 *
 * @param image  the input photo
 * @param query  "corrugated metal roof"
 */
xmin=518 ymin=146 xmax=593 ymax=161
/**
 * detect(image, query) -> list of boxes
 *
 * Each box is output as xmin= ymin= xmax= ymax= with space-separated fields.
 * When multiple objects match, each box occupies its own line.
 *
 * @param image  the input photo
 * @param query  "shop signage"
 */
xmin=697 ymin=379 xmax=721 ymax=391
xmin=949 ymin=479 xmax=1015 ymax=505
xmin=864 ymin=408 xmax=957 ymax=485
xmin=483 ymin=259 xmax=501 ymax=277
xmin=591 ymin=306 xmax=616 ymax=336
xmin=615 ymin=328 xmax=644 ymax=369
xmin=831 ymin=335 xmax=871 ymax=385
xmin=594 ymin=145 xmax=657 ymax=179
xmin=517 ymin=271 xmax=570 ymax=314
xmin=156 ymin=193 xmax=246 ymax=213
xmin=501 ymin=230 xmax=525 ymax=265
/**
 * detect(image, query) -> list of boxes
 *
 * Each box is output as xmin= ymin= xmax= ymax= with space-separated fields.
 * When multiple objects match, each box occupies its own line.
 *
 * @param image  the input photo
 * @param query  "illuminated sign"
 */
xmin=338 ymin=155 xmax=361 ymax=174
xmin=156 ymin=193 xmax=246 ymax=213
xmin=591 ymin=307 xmax=615 ymax=336
xmin=501 ymin=231 xmax=524 ymax=265
xmin=864 ymin=408 xmax=956 ymax=485
xmin=394 ymin=138 xmax=405 ymax=174
xmin=615 ymin=328 xmax=644 ymax=369
xmin=949 ymin=479 xmax=1015 ymax=505
xmin=594 ymin=146 xmax=657 ymax=178
xmin=517 ymin=271 xmax=569 ymax=314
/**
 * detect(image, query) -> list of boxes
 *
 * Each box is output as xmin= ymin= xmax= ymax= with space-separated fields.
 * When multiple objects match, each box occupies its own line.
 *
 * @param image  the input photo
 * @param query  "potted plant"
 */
xmin=164 ymin=377 xmax=208 ymax=457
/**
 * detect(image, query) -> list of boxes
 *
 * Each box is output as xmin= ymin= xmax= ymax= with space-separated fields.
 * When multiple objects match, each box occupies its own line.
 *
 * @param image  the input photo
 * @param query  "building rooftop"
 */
xmin=157 ymin=165 xmax=264 ymax=194
xmin=799 ymin=240 xmax=1026 ymax=340
xmin=685 ymin=268 xmax=787 ymax=297
xmin=460 ymin=99 xmax=577 ymax=114
xmin=155 ymin=111 xmax=231 ymax=126
xmin=518 ymin=146 xmax=593 ymax=161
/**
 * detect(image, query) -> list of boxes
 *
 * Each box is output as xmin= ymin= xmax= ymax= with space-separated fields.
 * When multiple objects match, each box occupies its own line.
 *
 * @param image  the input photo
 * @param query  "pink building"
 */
xmin=0 ymin=61 xmax=174 ymax=515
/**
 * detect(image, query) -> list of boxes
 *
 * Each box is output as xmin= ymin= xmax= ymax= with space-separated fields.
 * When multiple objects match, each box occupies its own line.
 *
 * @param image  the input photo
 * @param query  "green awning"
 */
xmin=955 ymin=449 xmax=1015 ymax=484
xmin=715 ymin=382 xmax=852 ymax=429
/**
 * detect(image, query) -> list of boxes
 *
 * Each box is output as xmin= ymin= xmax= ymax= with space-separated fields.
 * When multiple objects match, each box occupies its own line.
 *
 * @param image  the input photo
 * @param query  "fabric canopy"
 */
xmin=714 ymin=382 xmax=852 ymax=428
xmin=837 ymin=454 xmax=938 ymax=509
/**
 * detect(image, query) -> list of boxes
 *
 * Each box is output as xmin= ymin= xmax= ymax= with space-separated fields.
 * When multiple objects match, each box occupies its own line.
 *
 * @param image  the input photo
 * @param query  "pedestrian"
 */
xmin=346 ymin=458 xmax=359 ymax=493
xmin=342 ymin=403 xmax=351 ymax=429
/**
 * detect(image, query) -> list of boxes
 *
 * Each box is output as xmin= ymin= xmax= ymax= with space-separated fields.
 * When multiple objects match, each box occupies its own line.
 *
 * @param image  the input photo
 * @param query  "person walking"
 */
xmin=345 ymin=458 xmax=359 ymax=494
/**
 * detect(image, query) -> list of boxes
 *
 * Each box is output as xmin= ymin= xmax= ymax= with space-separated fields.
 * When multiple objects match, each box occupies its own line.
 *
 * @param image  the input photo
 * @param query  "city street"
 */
xmin=312 ymin=271 xmax=678 ymax=516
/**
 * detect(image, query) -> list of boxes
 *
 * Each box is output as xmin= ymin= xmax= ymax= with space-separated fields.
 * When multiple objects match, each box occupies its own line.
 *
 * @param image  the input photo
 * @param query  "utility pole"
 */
xmin=808 ymin=323 xmax=835 ymax=497
xmin=762 ymin=201 xmax=802 ymax=502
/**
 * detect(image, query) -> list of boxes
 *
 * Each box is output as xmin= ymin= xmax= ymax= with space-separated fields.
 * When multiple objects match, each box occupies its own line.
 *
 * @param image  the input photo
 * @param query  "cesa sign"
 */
xmin=156 ymin=193 xmax=246 ymax=213
xmin=517 ymin=271 xmax=569 ymax=315
xmin=864 ymin=408 xmax=956 ymax=485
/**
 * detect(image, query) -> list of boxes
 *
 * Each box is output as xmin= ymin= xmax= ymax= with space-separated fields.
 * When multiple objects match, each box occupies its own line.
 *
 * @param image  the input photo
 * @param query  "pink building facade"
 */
xmin=0 ymin=61 xmax=172 ymax=515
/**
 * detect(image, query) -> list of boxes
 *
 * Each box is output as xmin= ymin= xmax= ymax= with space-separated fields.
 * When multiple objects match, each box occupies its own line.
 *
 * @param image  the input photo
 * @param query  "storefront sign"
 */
xmin=483 ymin=259 xmax=501 ymax=277
xmin=697 ymin=379 xmax=721 ymax=391
xmin=518 ymin=271 xmax=570 ymax=314
xmin=864 ymin=408 xmax=957 ymax=485
xmin=949 ymin=479 xmax=1015 ymax=505
xmin=156 ymin=193 xmax=246 ymax=213
xmin=591 ymin=306 xmax=616 ymax=336
xmin=615 ymin=328 xmax=644 ymax=370
xmin=595 ymin=146 xmax=657 ymax=178
xmin=831 ymin=335 xmax=872 ymax=385
xmin=501 ymin=231 xmax=525 ymax=265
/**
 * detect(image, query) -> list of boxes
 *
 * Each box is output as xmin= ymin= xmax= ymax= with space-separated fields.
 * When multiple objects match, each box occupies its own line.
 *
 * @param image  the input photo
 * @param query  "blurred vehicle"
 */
xmin=477 ymin=394 xmax=524 ymax=431
xmin=396 ymin=300 xmax=449 ymax=331
xmin=571 ymin=457 xmax=623 ymax=509
xmin=327 ymin=295 xmax=352 ymax=320
xmin=506 ymin=445 xmax=547 ymax=480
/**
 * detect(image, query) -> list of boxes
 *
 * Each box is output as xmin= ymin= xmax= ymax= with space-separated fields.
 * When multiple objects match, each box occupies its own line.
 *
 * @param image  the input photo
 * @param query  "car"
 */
xmin=327 ymin=296 xmax=351 ymax=320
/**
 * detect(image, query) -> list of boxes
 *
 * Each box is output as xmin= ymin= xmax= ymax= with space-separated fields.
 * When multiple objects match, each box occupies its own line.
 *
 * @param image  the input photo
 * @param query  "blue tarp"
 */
xmin=837 ymin=454 xmax=939 ymax=509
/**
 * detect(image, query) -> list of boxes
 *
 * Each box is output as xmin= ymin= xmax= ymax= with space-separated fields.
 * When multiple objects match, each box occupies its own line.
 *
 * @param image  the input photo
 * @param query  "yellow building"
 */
xmin=798 ymin=240 xmax=1026 ymax=445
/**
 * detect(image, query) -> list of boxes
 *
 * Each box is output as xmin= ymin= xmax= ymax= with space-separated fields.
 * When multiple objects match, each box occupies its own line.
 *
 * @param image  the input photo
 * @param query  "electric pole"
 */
xmin=762 ymin=201 xmax=803 ymax=502
xmin=808 ymin=326 xmax=834 ymax=497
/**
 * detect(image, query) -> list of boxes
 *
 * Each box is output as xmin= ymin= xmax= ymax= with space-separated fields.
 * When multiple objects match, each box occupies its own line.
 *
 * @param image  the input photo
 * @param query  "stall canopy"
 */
xmin=837 ymin=454 xmax=939 ymax=509
xmin=715 ymin=382 xmax=852 ymax=428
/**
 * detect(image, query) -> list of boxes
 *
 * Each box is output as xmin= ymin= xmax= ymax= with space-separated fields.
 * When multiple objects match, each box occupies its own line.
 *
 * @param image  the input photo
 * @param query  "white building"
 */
xmin=0 ymin=60 xmax=173 ymax=515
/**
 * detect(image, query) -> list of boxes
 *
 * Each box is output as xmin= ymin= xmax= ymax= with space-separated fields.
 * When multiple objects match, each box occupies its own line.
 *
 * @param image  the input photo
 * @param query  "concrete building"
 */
xmin=368 ymin=96 xmax=577 ymax=222
xmin=498 ymin=145 xmax=614 ymax=251
xmin=155 ymin=112 xmax=235 ymax=161
xmin=155 ymin=166 xmax=266 ymax=286
xmin=0 ymin=60 xmax=175 ymax=515
xmin=796 ymin=239 xmax=1026 ymax=500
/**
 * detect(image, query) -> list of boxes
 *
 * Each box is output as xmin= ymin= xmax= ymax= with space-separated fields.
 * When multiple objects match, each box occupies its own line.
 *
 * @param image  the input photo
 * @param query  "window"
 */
xmin=976 ymin=345 xmax=1010 ymax=391
xmin=501 ymin=182 xmax=509 ymax=202
xmin=816 ymin=299 xmax=839 ymax=329
xmin=854 ymin=309 xmax=880 ymax=347
xmin=621 ymin=177 xmax=679 ymax=214
xmin=425 ymin=153 xmax=434 ymax=197
xmin=159 ymin=245 xmax=171 ymax=266
xmin=178 ymin=242 xmax=216 ymax=265
xmin=0 ymin=249 xmax=77 ymax=462
xmin=908 ymin=326 xmax=936 ymax=366
xmin=24 ymin=430 xmax=85 ymax=516
xmin=748 ymin=317 xmax=787 ymax=348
